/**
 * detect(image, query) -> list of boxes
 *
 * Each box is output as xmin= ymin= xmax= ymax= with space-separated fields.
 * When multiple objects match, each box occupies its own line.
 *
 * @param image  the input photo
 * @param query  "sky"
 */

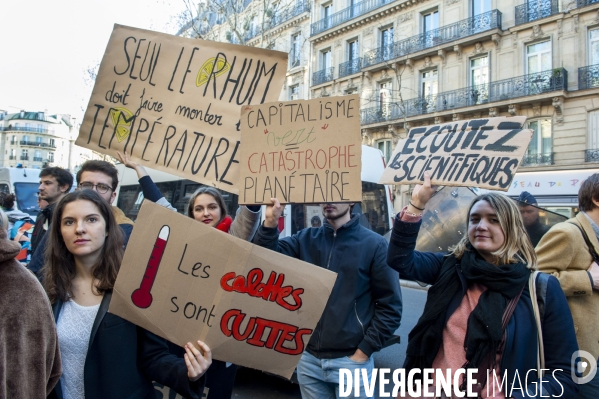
xmin=0 ymin=0 xmax=189 ymax=122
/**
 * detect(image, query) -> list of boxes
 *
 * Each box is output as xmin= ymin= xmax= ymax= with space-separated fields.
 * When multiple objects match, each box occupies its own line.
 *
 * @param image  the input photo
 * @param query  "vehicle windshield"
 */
xmin=14 ymin=182 xmax=40 ymax=216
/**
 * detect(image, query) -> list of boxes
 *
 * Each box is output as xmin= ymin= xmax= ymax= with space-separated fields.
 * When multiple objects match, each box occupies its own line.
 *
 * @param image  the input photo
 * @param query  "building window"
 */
xmin=379 ymin=81 xmax=392 ymax=117
xmin=289 ymin=85 xmax=299 ymax=101
xmin=590 ymin=28 xmax=599 ymax=66
xmin=23 ymin=135 xmax=28 ymax=143
xmin=422 ymin=9 xmax=439 ymax=47
xmin=470 ymin=55 xmax=489 ymax=104
xmin=348 ymin=39 xmax=359 ymax=61
xmin=36 ymin=136 xmax=42 ymax=144
xmin=588 ymin=110 xmax=599 ymax=162
xmin=525 ymin=119 xmax=552 ymax=165
xmin=21 ymin=149 xmax=28 ymax=160
xmin=322 ymin=2 xmax=332 ymax=29
xmin=380 ymin=26 xmax=394 ymax=60
xmin=526 ymin=40 xmax=551 ymax=74
xmin=49 ymin=153 xmax=54 ymax=162
xmin=290 ymin=32 xmax=302 ymax=68
xmin=34 ymin=150 xmax=42 ymax=162
xmin=472 ymin=0 xmax=491 ymax=16
xmin=321 ymin=49 xmax=332 ymax=70
xmin=377 ymin=139 xmax=393 ymax=163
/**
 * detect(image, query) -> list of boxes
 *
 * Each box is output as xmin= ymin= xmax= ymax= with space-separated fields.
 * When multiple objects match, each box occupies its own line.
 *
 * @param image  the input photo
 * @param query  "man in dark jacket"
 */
xmin=517 ymin=191 xmax=549 ymax=247
xmin=253 ymin=199 xmax=402 ymax=399
xmin=30 ymin=167 xmax=73 ymax=255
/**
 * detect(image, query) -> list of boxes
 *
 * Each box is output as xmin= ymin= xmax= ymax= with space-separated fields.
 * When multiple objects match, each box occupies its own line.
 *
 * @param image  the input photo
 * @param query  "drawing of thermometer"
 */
xmin=131 ymin=225 xmax=170 ymax=309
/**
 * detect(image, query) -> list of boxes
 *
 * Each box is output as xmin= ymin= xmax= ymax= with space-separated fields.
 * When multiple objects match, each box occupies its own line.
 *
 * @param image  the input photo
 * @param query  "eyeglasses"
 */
xmin=78 ymin=182 xmax=114 ymax=194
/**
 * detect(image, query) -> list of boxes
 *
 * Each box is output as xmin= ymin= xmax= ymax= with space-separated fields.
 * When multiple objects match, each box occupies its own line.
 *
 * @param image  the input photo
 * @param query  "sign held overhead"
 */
xmin=76 ymin=24 xmax=288 ymax=194
xmin=379 ymin=116 xmax=533 ymax=191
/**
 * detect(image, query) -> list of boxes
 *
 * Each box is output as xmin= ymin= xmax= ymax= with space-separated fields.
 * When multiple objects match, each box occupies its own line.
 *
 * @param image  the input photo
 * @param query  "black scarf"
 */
xmin=404 ymin=249 xmax=529 ymax=373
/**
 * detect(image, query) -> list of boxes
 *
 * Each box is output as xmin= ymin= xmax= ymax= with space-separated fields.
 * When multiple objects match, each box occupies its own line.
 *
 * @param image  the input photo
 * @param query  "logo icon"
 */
xmin=571 ymin=350 xmax=597 ymax=384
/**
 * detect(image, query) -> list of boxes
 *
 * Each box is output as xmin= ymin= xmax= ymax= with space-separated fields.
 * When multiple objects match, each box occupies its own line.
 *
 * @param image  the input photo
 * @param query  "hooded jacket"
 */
xmin=0 ymin=228 xmax=61 ymax=398
xmin=252 ymin=213 xmax=402 ymax=359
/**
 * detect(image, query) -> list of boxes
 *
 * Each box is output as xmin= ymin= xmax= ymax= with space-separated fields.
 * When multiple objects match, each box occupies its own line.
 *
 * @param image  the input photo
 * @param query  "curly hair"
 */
xmin=42 ymin=190 xmax=124 ymax=303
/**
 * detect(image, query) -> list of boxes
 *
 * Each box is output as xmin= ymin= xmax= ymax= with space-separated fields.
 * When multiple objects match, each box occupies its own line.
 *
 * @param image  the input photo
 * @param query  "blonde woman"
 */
xmin=387 ymin=173 xmax=579 ymax=398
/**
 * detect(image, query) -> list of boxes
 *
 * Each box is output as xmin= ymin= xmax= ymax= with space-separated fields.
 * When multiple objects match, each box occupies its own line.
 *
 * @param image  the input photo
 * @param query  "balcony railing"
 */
xmin=586 ymin=149 xmax=599 ymax=162
xmin=515 ymin=0 xmax=560 ymax=26
xmin=311 ymin=0 xmax=394 ymax=36
xmin=2 ymin=126 xmax=54 ymax=134
xmin=312 ymin=67 xmax=334 ymax=85
xmin=363 ymin=10 xmax=502 ymax=68
xmin=578 ymin=64 xmax=599 ymax=90
xmin=577 ymin=0 xmax=599 ymax=7
xmin=9 ymin=141 xmax=17 ymax=145
xmin=522 ymin=153 xmax=554 ymax=166
xmin=19 ymin=140 xmax=55 ymax=148
xmin=33 ymin=157 xmax=43 ymax=162
xmin=360 ymin=68 xmax=568 ymax=125
xmin=20 ymin=155 xmax=29 ymax=161
xmin=339 ymin=58 xmax=362 ymax=78
xmin=245 ymin=0 xmax=310 ymax=41
xmin=8 ymin=155 xmax=16 ymax=160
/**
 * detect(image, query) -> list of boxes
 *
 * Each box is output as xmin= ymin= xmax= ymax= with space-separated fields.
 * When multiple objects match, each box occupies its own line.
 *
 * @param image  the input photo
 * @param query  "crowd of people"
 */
xmin=0 ymin=159 xmax=597 ymax=399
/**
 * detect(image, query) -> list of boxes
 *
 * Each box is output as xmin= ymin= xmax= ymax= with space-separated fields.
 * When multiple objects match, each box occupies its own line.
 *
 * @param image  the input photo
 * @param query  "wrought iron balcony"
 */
xmin=339 ymin=58 xmax=362 ymax=78
xmin=360 ymin=68 xmax=568 ymax=126
xmin=515 ymin=0 xmax=559 ymax=26
xmin=521 ymin=153 xmax=554 ymax=166
xmin=19 ymin=140 xmax=53 ymax=147
xmin=487 ymin=68 xmax=568 ymax=101
xmin=312 ymin=67 xmax=334 ymax=85
xmin=363 ymin=10 xmax=502 ymax=68
xmin=3 ymin=126 xmax=54 ymax=134
xmin=245 ymin=0 xmax=310 ymax=41
xmin=577 ymin=0 xmax=599 ymax=8
xmin=33 ymin=157 xmax=43 ymax=162
xmin=8 ymin=155 xmax=16 ymax=160
xmin=578 ymin=64 xmax=599 ymax=90
xmin=20 ymin=155 xmax=28 ymax=161
xmin=9 ymin=141 xmax=17 ymax=145
xmin=585 ymin=149 xmax=599 ymax=162
xmin=311 ymin=0 xmax=394 ymax=36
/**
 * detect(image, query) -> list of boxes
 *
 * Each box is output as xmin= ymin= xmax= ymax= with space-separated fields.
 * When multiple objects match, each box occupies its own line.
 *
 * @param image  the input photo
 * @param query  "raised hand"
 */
xmin=117 ymin=151 xmax=148 ymax=178
xmin=264 ymin=198 xmax=285 ymax=228
xmin=410 ymin=171 xmax=437 ymax=210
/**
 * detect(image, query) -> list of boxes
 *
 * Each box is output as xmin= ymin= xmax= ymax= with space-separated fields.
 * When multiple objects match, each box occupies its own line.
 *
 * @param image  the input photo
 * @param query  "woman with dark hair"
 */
xmin=42 ymin=190 xmax=211 ymax=399
xmin=184 ymin=186 xmax=261 ymax=398
xmin=387 ymin=173 xmax=579 ymax=398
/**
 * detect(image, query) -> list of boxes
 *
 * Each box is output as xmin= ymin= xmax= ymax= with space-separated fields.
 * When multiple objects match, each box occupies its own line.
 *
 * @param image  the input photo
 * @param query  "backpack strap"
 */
xmin=568 ymin=222 xmax=599 ymax=263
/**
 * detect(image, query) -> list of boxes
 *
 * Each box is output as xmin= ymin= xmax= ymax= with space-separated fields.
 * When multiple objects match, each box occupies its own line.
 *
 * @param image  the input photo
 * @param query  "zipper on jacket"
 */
xmin=318 ymin=230 xmax=337 ymax=354
xmin=354 ymin=301 xmax=365 ymax=336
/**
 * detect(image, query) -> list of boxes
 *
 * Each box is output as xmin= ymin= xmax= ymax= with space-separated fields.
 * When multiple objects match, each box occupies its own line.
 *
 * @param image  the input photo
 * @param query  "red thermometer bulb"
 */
xmin=131 ymin=225 xmax=170 ymax=309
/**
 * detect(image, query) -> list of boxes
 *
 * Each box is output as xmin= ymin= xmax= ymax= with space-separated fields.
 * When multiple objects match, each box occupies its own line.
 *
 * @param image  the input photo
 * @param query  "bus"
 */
xmin=114 ymin=145 xmax=394 ymax=237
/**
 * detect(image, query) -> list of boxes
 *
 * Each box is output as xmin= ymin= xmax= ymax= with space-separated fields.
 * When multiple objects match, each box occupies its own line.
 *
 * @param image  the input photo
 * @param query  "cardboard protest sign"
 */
xmin=379 ymin=116 xmax=533 ymax=191
xmin=238 ymin=95 xmax=362 ymax=204
xmin=76 ymin=24 xmax=288 ymax=194
xmin=109 ymin=200 xmax=337 ymax=379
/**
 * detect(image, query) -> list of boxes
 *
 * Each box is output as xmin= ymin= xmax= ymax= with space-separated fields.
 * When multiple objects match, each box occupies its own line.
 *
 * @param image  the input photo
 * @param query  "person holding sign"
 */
xmin=253 ymin=199 xmax=402 ymax=399
xmin=387 ymin=173 xmax=579 ymax=398
xmin=42 ymin=190 xmax=211 ymax=399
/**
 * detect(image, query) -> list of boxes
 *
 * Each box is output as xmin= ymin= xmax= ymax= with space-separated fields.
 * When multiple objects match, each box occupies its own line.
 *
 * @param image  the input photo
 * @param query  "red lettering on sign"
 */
xmin=220 ymin=309 xmax=311 ymax=355
xmin=220 ymin=268 xmax=304 ymax=311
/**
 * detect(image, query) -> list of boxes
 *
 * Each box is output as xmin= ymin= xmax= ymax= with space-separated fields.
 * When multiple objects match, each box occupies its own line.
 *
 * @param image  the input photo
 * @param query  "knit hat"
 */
xmin=517 ymin=191 xmax=537 ymax=205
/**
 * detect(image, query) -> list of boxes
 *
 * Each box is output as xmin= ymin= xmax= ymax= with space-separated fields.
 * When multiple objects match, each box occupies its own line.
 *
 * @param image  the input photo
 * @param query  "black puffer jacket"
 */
xmin=253 ymin=213 xmax=402 ymax=359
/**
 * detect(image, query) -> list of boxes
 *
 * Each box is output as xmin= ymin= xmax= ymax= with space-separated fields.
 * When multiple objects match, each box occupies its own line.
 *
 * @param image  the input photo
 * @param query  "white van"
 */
xmin=0 ymin=167 xmax=42 ymax=218
xmin=113 ymin=145 xmax=394 ymax=237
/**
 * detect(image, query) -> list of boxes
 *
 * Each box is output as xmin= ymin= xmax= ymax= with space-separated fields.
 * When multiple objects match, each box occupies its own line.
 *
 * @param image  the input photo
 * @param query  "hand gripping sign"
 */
xmin=109 ymin=201 xmax=337 ymax=379
xmin=379 ymin=116 xmax=533 ymax=191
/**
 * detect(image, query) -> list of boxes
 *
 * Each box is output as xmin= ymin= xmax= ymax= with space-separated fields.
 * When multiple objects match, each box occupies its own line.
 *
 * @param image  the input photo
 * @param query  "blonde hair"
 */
xmin=451 ymin=192 xmax=537 ymax=269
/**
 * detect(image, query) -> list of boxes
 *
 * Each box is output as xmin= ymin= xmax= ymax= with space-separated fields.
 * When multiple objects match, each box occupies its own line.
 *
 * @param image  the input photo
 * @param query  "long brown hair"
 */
xmin=451 ymin=192 xmax=537 ymax=268
xmin=43 ymin=190 xmax=124 ymax=303
xmin=186 ymin=186 xmax=227 ymax=223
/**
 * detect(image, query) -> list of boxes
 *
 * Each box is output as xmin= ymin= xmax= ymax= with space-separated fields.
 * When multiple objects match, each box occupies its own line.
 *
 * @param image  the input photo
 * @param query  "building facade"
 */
xmin=309 ymin=0 xmax=599 ymax=213
xmin=0 ymin=110 xmax=106 ymax=172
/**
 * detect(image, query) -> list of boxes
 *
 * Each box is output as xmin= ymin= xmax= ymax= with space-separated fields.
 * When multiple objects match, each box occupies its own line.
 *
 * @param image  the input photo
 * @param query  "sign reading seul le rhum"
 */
xmin=238 ymin=95 xmax=363 ymax=204
xmin=379 ymin=116 xmax=533 ymax=191
xmin=76 ymin=24 xmax=288 ymax=194
xmin=109 ymin=201 xmax=337 ymax=379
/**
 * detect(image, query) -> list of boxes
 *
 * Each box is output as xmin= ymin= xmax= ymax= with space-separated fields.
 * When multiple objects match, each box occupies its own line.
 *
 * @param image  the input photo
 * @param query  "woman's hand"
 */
xmin=184 ymin=340 xmax=212 ymax=381
xmin=588 ymin=261 xmax=599 ymax=290
xmin=117 ymin=151 xmax=148 ymax=179
xmin=264 ymin=198 xmax=285 ymax=228
xmin=410 ymin=172 xmax=436 ymax=211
